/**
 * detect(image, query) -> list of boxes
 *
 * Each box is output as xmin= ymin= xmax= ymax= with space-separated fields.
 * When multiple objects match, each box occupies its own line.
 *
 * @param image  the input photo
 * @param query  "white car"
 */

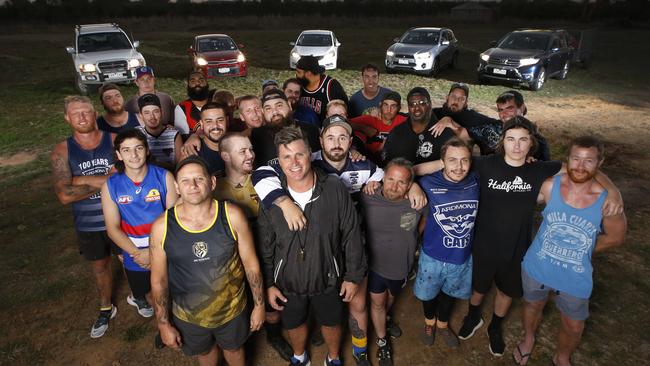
xmin=289 ymin=30 xmax=341 ymax=70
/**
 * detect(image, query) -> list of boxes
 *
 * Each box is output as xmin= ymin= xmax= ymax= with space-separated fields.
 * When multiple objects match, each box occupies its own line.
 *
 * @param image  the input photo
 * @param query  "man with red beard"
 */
xmin=174 ymin=71 xmax=213 ymax=136
xmin=97 ymin=83 xmax=141 ymax=134
xmin=514 ymin=136 xmax=626 ymax=366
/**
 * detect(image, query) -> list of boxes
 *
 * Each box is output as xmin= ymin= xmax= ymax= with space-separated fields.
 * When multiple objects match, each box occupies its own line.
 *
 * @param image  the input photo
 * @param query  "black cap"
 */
xmin=296 ymin=55 xmax=325 ymax=74
xmin=381 ymin=91 xmax=402 ymax=105
xmin=137 ymin=93 xmax=161 ymax=110
xmin=262 ymin=79 xmax=279 ymax=90
xmin=174 ymin=155 xmax=210 ymax=177
xmin=261 ymin=88 xmax=288 ymax=105
xmin=321 ymin=114 xmax=352 ymax=136
xmin=449 ymin=82 xmax=469 ymax=98
xmin=407 ymin=87 xmax=430 ymax=102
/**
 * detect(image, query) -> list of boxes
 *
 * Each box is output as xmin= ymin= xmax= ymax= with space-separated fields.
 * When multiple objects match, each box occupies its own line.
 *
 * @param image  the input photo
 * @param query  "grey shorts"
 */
xmin=522 ymin=269 xmax=590 ymax=321
xmin=173 ymin=309 xmax=250 ymax=356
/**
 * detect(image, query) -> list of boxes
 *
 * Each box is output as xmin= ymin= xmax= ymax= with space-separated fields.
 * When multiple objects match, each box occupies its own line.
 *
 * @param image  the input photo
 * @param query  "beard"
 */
xmin=268 ymin=112 xmax=294 ymax=129
xmin=298 ymin=76 xmax=309 ymax=87
xmin=323 ymin=147 xmax=347 ymax=163
xmin=105 ymin=103 xmax=124 ymax=115
xmin=567 ymin=168 xmax=597 ymax=184
xmin=187 ymin=85 xmax=210 ymax=101
xmin=206 ymin=127 xmax=225 ymax=143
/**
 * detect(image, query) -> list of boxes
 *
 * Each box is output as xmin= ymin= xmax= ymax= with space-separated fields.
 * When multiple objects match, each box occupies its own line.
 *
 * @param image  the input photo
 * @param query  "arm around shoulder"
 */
xmin=595 ymin=212 xmax=627 ymax=253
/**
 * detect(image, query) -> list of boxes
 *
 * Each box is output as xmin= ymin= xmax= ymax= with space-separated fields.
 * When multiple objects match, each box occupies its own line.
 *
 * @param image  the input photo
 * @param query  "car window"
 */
xmin=297 ymin=34 xmax=333 ymax=47
xmin=400 ymin=30 xmax=440 ymax=45
xmin=77 ymin=32 xmax=132 ymax=53
xmin=551 ymin=38 xmax=560 ymax=50
xmin=498 ymin=33 xmax=550 ymax=51
xmin=197 ymin=38 xmax=237 ymax=52
xmin=559 ymin=36 xmax=567 ymax=48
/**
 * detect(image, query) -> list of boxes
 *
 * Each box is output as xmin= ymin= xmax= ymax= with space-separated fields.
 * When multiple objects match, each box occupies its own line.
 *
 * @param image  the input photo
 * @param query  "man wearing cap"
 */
xmin=295 ymin=55 xmax=348 ymax=122
xmin=97 ymin=83 xmax=141 ymax=134
xmin=150 ymin=155 xmax=265 ymax=366
xmin=251 ymin=88 xmax=320 ymax=168
xmin=383 ymin=87 xmax=455 ymax=166
xmin=351 ymin=91 xmax=407 ymax=164
xmin=263 ymin=79 xmax=280 ymax=93
xmin=125 ymin=66 xmax=176 ymax=127
xmin=257 ymin=126 xmax=366 ymax=366
xmin=136 ymin=94 xmax=183 ymax=169
xmin=174 ymin=71 xmax=213 ymax=136
xmin=283 ymin=78 xmax=320 ymax=127
xmin=348 ymin=64 xmax=393 ymax=118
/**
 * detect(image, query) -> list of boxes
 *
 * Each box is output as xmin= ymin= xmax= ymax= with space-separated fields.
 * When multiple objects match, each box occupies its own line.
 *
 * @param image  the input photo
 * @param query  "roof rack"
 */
xmin=76 ymin=23 xmax=120 ymax=30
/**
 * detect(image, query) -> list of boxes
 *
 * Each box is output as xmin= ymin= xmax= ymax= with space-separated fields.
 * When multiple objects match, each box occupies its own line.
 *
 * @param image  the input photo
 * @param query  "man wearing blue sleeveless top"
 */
xmin=513 ymin=136 xmax=626 ymax=366
xmin=51 ymin=95 xmax=117 ymax=338
xmin=414 ymin=138 xmax=479 ymax=349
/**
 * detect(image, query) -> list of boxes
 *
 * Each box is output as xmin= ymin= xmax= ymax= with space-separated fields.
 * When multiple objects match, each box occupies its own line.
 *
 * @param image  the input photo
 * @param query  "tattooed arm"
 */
xmin=51 ymin=142 xmax=102 ymax=205
xmin=227 ymin=202 xmax=265 ymax=331
xmin=149 ymin=213 xmax=182 ymax=349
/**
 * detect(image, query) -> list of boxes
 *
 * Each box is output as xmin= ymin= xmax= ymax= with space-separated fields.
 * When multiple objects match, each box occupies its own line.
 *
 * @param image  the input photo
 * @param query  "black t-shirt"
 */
xmin=472 ymin=154 xmax=561 ymax=263
xmin=251 ymin=120 xmax=321 ymax=168
xmin=299 ymin=75 xmax=348 ymax=121
xmin=433 ymin=107 xmax=503 ymax=155
xmin=197 ymin=140 xmax=225 ymax=178
xmin=382 ymin=114 xmax=454 ymax=166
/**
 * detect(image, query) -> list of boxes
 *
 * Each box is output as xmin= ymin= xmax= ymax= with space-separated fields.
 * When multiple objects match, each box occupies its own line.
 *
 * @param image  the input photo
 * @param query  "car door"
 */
xmin=438 ymin=30 xmax=452 ymax=64
xmin=548 ymin=36 xmax=564 ymax=75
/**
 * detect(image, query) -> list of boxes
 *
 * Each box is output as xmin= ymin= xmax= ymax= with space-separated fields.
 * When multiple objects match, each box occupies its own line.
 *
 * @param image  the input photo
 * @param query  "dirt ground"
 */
xmin=1 ymin=21 xmax=649 ymax=366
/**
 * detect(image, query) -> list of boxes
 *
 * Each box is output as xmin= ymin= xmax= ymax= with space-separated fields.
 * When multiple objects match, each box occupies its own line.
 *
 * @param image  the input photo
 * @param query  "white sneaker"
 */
xmin=127 ymin=295 xmax=154 ymax=318
xmin=90 ymin=305 xmax=117 ymax=338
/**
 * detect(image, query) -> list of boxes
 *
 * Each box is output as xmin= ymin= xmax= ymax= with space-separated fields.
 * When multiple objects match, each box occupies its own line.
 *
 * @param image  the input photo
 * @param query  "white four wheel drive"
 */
xmin=66 ymin=23 xmax=146 ymax=95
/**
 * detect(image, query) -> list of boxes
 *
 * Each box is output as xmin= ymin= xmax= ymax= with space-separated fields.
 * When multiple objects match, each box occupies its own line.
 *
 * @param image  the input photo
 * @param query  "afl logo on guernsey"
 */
xmin=118 ymin=195 xmax=133 ymax=204
xmin=145 ymin=189 xmax=161 ymax=203
xmin=193 ymin=241 xmax=209 ymax=260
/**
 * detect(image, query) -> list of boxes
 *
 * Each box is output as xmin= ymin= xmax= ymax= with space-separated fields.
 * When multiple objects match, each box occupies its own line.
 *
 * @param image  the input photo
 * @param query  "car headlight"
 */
xmin=79 ymin=63 xmax=96 ymax=72
xmin=480 ymin=53 xmax=490 ymax=62
xmin=237 ymin=53 xmax=246 ymax=63
xmin=416 ymin=52 xmax=432 ymax=59
xmin=519 ymin=58 xmax=539 ymax=67
xmin=326 ymin=50 xmax=336 ymax=58
xmin=128 ymin=58 xmax=143 ymax=68
xmin=196 ymin=57 xmax=208 ymax=66
xmin=386 ymin=50 xmax=394 ymax=57
xmin=291 ymin=51 xmax=300 ymax=59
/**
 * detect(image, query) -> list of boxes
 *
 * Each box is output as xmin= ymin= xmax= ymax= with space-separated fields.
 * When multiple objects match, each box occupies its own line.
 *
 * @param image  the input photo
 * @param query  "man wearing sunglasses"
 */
xmin=382 ymin=87 xmax=455 ymax=166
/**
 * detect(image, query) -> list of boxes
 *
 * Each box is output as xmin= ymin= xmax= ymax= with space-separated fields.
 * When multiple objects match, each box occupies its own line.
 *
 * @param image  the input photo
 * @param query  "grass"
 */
xmin=123 ymin=323 xmax=150 ymax=343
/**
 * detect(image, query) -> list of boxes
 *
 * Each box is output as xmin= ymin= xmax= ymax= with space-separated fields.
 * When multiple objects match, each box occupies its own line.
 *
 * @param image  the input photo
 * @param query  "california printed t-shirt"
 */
xmin=472 ymin=154 xmax=561 ymax=263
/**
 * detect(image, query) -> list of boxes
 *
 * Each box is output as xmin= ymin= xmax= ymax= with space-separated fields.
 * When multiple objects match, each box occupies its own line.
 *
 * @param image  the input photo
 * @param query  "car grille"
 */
xmin=395 ymin=54 xmax=414 ymax=60
xmin=488 ymin=57 xmax=520 ymax=67
xmin=208 ymin=59 xmax=237 ymax=65
xmin=98 ymin=60 xmax=128 ymax=72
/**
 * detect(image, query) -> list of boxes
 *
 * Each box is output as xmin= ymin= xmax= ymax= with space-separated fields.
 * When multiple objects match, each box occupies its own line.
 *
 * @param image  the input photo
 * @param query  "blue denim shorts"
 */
xmin=413 ymin=252 xmax=472 ymax=301
xmin=522 ymin=269 xmax=590 ymax=321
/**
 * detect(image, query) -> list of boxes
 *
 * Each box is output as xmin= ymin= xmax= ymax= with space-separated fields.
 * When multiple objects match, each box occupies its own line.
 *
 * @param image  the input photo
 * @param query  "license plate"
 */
xmin=398 ymin=59 xmax=409 ymax=65
xmin=493 ymin=68 xmax=507 ymax=75
xmin=105 ymin=72 xmax=124 ymax=79
xmin=218 ymin=67 xmax=230 ymax=73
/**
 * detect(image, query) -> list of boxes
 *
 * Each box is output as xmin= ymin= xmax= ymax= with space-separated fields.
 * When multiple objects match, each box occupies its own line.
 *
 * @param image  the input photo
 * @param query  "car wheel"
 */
xmin=75 ymin=75 xmax=97 ymax=95
xmin=430 ymin=57 xmax=440 ymax=77
xmin=530 ymin=67 xmax=546 ymax=91
xmin=449 ymin=52 xmax=459 ymax=69
xmin=557 ymin=61 xmax=569 ymax=80
xmin=477 ymin=74 xmax=488 ymax=85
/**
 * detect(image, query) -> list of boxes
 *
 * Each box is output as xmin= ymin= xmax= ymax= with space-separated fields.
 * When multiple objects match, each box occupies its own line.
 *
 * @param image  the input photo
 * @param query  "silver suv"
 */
xmin=385 ymin=27 xmax=459 ymax=76
xmin=66 ymin=23 xmax=146 ymax=94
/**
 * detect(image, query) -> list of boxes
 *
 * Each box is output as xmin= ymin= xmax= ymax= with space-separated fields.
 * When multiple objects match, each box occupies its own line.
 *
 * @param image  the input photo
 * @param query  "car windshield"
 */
xmin=498 ymin=33 xmax=550 ymax=51
xmin=197 ymin=37 xmax=237 ymax=52
xmin=297 ymin=34 xmax=332 ymax=47
xmin=400 ymin=30 xmax=440 ymax=45
xmin=77 ymin=32 xmax=132 ymax=53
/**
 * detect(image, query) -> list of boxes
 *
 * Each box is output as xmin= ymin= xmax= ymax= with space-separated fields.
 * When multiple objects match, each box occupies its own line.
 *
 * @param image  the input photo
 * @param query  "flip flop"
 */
xmin=512 ymin=344 xmax=532 ymax=365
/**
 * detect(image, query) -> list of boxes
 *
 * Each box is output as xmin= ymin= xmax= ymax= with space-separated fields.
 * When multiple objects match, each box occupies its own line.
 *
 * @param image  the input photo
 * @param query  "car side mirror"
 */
xmin=336 ymin=41 xmax=341 ymax=47
xmin=238 ymin=43 xmax=245 ymax=49
xmin=490 ymin=40 xmax=497 ymax=47
xmin=393 ymin=37 xmax=400 ymax=43
xmin=133 ymin=41 xmax=140 ymax=48
xmin=65 ymin=46 xmax=75 ymax=54
xmin=289 ymin=41 xmax=296 ymax=46
xmin=441 ymin=40 xmax=450 ymax=46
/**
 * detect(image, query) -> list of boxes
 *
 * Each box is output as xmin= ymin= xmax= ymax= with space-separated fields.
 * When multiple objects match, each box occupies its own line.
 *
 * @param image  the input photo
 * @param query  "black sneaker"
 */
xmin=376 ymin=338 xmax=393 ymax=366
xmin=352 ymin=351 xmax=370 ymax=366
xmin=386 ymin=317 xmax=402 ymax=338
xmin=458 ymin=315 xmax=484 ymax=340
xmin=488 ymin=325 xmax=505 ymax=357
xmin=268 ymin=335 xmax=293 ymax=362
xmin=90 ymin=305 xmax=117 ymax=338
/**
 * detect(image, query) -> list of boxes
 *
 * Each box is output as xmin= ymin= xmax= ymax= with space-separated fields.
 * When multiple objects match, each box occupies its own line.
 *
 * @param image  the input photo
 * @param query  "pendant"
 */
xmin=299 ymin=248 xmax=305 ymax=261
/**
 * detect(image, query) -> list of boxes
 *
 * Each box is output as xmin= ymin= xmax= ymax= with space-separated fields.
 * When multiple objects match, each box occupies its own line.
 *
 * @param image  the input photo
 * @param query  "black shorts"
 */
xmin=173 ymin=309 xmax=250 ymax=356
xmin=281 ymin=287 xmax=344 ymax=330
xmin=472 ymin=255 xmax=523 ymax=298
xmin=368 ymin=270 xmax=407 ymax=296
xmin=76 ymin=230 xmax=121 ymax=261
xmin=125 ymin=269 xmax=151 ymax=299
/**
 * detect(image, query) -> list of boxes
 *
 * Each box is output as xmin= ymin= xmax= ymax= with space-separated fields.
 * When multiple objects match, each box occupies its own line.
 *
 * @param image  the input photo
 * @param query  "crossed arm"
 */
xmin=51 ymin=142 xmax=110 ymax=205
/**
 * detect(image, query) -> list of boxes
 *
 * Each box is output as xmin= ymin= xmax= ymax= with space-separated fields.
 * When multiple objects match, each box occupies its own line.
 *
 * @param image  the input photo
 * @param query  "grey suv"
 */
xmin=66 ymin=23 xmax=146 ymax=94
xmin=385 ymin=27 xmax=459 ymax=76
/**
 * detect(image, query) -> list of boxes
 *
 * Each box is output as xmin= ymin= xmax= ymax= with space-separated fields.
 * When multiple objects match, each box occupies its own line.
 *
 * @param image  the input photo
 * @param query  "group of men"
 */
xmin=51 ymin=55 xmax=626 ymax=366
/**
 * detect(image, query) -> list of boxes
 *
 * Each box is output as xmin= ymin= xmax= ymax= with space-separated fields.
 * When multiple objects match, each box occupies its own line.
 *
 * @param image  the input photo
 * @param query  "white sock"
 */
xmin=293 ymin=352 xmax=306 ymax=362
